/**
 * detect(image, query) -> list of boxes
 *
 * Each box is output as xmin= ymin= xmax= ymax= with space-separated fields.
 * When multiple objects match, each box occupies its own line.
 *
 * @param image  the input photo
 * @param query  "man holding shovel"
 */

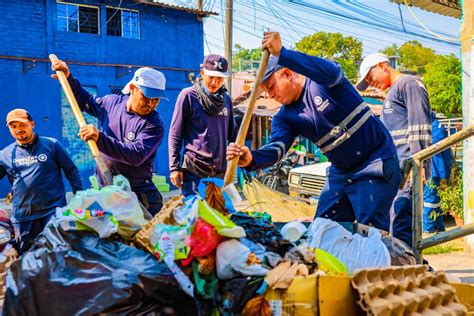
xmin=51 ymin=60 xmax=167 ymax=215
xmin=227 ymin=32 xmax=401 ymax=233
xmin=168 ymin=54 xmax=236 ymax=196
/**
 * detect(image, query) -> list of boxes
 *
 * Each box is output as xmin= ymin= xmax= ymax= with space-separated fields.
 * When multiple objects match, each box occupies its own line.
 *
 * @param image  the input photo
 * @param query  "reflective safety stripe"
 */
xmin=408 ymin=124 xmax=431 ymax=132
xmin=261 ymin=141 xmax=286 ymax=161
xmin=393 ymin=138 xmax=408 ymax=146
xmin=316 ymin=102 xmax=368 ymax=147
xmin=391 ymin=129 xmax=408 ymax=136
xmin=408 ymin=134 xmax=431 ymax=142
xmin=320 ymin=110 xmax=373 ymax=153
xmin=424 ymin=202 xmax=440 ymax=208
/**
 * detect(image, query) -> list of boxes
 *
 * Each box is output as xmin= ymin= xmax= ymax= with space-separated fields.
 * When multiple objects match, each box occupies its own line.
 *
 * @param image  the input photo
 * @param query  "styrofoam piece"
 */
xmin=351 ymin=265 xmax=468 ymax=315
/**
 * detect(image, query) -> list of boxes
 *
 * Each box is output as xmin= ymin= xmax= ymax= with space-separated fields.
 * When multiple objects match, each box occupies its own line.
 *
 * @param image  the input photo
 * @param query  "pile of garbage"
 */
xmin=2 ymin=177 xmax=415 ymax=315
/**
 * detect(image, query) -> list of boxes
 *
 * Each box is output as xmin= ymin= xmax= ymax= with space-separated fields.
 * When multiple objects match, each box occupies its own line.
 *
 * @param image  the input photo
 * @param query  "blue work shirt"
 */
xmin=251 ymin=47 xmax=397 ymax=172
xmin=0 ymin=135 xmax=83 ymax=222
xmin=431 ymin=119 xmax=451 ymax=180
xmin=168 ymin=86 xmax=236 ymax=175
xmin=68 ymin=76 xmax=165 ymax=192
xmin=382 ymin=75 xmax=432 ymax=166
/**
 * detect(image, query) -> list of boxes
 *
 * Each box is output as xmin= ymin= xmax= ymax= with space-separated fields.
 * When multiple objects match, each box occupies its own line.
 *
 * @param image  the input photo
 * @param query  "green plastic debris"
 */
xmin=197 ymin=199 xmax=245 ymax=238
xmin=193 ymin=261 xmax=218 ymax=299
xmin=152 ymin=174 xmax=170 ymax=192
xmin=315 ymin=248 xmax=348 ymax=276
xmin=89 ymin=175 xmax=100 ymax=190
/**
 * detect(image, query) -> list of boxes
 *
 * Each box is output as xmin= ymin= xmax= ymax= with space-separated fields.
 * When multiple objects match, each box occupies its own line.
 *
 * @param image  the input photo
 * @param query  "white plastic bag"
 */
xmin=57 ymin=176 xmax=147 ymax=239
xmin=216 ymin=239 xmax=268 ymax=280
xmin=307 ymin=218 xmax=391 ymax=274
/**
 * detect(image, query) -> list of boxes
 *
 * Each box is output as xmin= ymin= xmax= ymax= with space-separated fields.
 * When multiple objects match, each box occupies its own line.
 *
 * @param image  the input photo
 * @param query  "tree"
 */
xmin=424 ymin=54 xmax=462 ymax=116
xmin=382 ymin=41 xmax=435 ymax=75
xmin=381 ymin=43 xmax=400 ymax=58
xmin=294 ymin=32 xmax=363 ymax=82
xmin=232 ymin=44 xmax=262 ymax=72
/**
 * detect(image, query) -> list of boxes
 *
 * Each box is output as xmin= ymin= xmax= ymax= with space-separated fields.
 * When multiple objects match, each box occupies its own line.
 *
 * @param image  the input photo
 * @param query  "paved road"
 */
xmin=426 ymin=252 xmax=474 ymax=284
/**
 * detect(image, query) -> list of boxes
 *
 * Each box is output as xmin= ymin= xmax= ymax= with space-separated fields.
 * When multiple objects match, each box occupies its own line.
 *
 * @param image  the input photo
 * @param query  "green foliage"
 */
xmin=232 ymin=44 xmax=262 ymax=72
xmin=438 ymin=167 xmax=463 ymax=220
xmin=294 ymin=32 xmax=363 ymax=82
xmin=381 ymin=43 xmax=400 ymax=57
xmin=381 ymin=41 xmax=461 ymax=117
xmin=398 ymin=41 xmax=436 ymax=75
xmin=424 ymin=54 xmax=462 ymax=116
xmin=422 ymin=243 xmax=457 ymax=255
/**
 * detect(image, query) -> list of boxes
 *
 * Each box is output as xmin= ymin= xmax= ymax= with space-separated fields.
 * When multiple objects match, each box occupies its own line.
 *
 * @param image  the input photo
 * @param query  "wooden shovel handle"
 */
xmin=49 ymin=54 xmax=113 ymax=186
xmin=224 ymin=49 xmax=270 ymax=186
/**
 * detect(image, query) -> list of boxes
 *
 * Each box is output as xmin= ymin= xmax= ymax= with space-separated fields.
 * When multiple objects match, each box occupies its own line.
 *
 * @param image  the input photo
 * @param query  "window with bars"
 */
xmin=106 ymin=7 xmax=140 ymax=39
xmin=57 ymin=2 xmax=99 ymax=34
xmin=110 ymin=86 xmax=124 ymax=95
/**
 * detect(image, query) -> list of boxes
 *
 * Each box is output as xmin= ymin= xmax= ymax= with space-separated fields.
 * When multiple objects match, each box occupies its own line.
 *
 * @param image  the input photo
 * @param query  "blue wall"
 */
xmin=0 ymin=0 xmax=204 ymax=196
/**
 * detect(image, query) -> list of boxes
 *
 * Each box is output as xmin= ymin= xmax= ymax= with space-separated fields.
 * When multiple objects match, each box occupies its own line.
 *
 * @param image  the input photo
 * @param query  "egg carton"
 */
xmin=133 ymin=195 xmax=184 ymax=254
xmin=351 ymin=265 xmax=468 ymax=315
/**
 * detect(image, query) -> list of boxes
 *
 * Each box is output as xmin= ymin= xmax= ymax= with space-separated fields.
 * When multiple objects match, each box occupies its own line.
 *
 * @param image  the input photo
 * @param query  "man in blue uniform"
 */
xmin=51 ymin=60 xmax=166 ymax=215
xmin=227 ymin=32 xmax=401 ymax=232
xmin=357 ymin=53 xmax=432 ymax=247
xmin=169 ymin=54 xmax=236 ymax=196
xmin=423 ymin=116 xmax=452 ymax=233
xmin=0 ymin=109 xmax=83 ymax=253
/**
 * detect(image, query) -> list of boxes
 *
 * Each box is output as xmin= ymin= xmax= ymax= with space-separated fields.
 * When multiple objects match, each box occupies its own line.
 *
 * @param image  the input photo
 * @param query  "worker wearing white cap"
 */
xmin=51 ymin=60 xmax=167 ymax=215
xmin=357 ymin=53 xmax=433 ymax=248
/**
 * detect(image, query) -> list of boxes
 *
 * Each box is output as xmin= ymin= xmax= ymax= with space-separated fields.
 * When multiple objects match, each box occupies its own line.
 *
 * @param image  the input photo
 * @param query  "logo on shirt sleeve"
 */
xmin=38 ymin=154 xmax=47 ymax=162
xmin=315 ymin=96 xmax=330 ymax=112
xmin=218 ymin=108 xmax=228 ymax=116
xmin=126 ymin=132 xmax=136 ymax=141
xmin=383 ymin=100 xmax=394 ymax=114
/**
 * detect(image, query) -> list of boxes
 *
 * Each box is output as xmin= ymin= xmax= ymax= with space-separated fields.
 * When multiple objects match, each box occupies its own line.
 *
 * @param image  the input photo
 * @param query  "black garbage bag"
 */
xmin=230 ymin=212 xmax=292 ymax=256
xmin=217 ymin=276 xmax=264 ymax=313
xmin=3 ymin=217 xmax=197 ymax=316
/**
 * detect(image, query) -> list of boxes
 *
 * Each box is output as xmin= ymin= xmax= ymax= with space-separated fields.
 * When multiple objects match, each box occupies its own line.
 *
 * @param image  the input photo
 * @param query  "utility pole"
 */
xmin=196 ymin=0 xmax=203 ymax=21
xmin=224 ymin=0 xmax=233 ymax=94
xmin=461 ymin=0 xmax=474 ymax=252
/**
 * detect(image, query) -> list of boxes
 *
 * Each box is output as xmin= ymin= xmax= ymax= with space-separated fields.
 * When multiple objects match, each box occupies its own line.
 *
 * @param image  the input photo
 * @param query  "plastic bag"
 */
xmin=217 ymin=276 xmax=264 ymax=314
xmin=150 ymin=224 xmax=189 ymax=260
xmin=307 ymin=218 xmax=391 ymax=274
xmin=197 ymin=199 xmax=245 ymax=238
xmin=230 ymin=212 xmax=292 ymax=256
xmin=216 ymin=239 xmax=268 ymax=280
xmin=2 ymin=217 xmax=197 ymax=315
xmin=381 ymin=235 xmax=416 ymax=266
xmin=62 ymin=175 xmax=148 ymax=239
xmin=182 ymin=218 xmax=220 ymax=267
xmin=57 ymin=208 xmax=119 ymax=238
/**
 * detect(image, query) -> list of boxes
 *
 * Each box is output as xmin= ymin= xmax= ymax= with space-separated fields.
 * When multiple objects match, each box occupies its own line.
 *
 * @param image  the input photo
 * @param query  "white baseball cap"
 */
xmin=356 ymin=53 xmax=389 ymax=91
xmin=122 ymin=67 xmax=168 ymax=100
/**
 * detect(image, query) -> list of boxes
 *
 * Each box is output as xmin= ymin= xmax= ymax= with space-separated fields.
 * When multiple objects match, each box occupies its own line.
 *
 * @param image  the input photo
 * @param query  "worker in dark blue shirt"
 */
xmin=51 ymin=60 xmax=166 ymax=215
xmin=169 ymin=54 xmax=236 ymax=196
xmin=0 ymin=109 xmax=83 ymax=253
xmin=423 ymin=117 xmax=452 ymax=233
xmin=227 ymin=32 xmax=401 ymax=232
xmin=357 ymin=53 xmax=432 ymax=247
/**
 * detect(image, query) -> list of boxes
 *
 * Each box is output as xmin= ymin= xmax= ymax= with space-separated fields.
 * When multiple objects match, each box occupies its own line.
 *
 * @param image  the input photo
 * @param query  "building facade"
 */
xmin=0 ymin=0 xmax=209 ymax=196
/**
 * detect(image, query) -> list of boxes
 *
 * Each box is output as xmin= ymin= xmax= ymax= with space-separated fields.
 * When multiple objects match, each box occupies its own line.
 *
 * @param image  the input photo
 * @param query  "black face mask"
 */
xmin=193 ymin=78 xmax=227 ymax=116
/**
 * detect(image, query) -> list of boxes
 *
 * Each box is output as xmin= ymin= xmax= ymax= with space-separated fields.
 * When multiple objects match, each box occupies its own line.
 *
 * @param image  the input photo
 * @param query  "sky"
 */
xmin=162 ymin=0 xmax=461 ymax=58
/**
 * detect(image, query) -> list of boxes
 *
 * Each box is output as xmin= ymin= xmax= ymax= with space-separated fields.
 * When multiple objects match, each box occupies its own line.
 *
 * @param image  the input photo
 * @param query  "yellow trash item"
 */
xmin=315 ymin=248 xmax=349 ymax=276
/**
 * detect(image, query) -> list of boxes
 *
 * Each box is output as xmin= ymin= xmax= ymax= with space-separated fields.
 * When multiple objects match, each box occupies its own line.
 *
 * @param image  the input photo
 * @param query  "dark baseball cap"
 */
xmin=202 ymin=54 xmax=229 ymax=78
xmin=262 ymin=55 xmax=284 ymax=83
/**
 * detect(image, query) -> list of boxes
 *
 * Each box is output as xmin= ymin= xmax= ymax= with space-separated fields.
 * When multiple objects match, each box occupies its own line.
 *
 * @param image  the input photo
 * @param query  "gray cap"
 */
xmin=262 ymin=55 xmax=284 ymax=83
